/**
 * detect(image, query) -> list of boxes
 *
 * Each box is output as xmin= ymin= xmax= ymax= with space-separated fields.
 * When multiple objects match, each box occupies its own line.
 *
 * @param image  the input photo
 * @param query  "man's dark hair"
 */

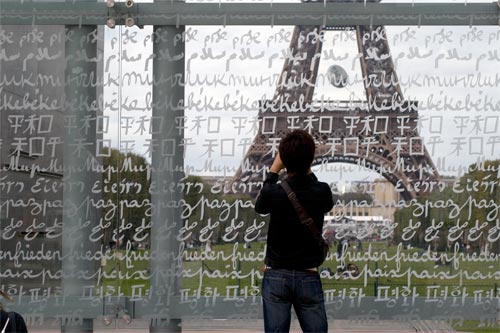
xmin=279 ymin=129 xmax=315 ymax=174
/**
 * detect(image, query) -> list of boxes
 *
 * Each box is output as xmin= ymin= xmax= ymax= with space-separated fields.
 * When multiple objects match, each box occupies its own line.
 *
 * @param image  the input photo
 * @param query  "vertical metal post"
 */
xmin=62 ymin=25 xmax=99 ymax=333
xmin=149 ymin=24 xmax=185 ymax=333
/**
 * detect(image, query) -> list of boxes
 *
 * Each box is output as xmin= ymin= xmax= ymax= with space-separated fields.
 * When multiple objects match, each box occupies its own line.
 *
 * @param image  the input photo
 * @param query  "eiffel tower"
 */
xmin=233 ymin=4 xmax=440 ymax=201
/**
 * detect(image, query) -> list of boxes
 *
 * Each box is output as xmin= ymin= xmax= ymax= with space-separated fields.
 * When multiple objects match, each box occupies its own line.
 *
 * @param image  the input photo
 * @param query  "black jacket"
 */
xmin=255 ymin=172 xmax=333 ymax=269
xmin=0 ymin=310 xmax=28 ymax=333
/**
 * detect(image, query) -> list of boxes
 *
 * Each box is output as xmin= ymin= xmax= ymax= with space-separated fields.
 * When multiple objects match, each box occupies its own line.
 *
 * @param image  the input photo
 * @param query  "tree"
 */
xmin=181 ymin=175 xmax=261 ymax=245
xmin=101 ymin=148 xmax=151 ymax=248
xmin=394 ymin=159 xmax=500 ymax=254
xmin=458 ymin=159 xmax=500 ymax=254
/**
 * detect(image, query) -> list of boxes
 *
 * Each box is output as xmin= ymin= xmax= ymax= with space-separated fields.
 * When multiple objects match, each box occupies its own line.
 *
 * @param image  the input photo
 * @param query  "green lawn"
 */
xmin=101 ymin=241 xmax=499 ymax=298
xmin=98 ymin=242 xmax=499 ymax=331
xmin=453 ymin=320 xmax=500 ymax=333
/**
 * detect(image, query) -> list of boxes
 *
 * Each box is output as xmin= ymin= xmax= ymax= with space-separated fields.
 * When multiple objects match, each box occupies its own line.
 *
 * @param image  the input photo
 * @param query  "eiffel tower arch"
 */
xmin=233 ymin=23 xmax=440 ymax=201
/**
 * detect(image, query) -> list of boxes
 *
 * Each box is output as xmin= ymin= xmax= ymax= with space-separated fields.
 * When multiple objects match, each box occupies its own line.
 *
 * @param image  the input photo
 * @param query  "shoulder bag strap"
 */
xmin=280 ymin=181 xmax=326 ymax=246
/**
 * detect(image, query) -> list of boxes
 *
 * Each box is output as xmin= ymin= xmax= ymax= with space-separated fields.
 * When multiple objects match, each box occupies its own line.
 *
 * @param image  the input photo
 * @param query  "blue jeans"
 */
xmin=262 ymin=269 xmax=328 ymax=333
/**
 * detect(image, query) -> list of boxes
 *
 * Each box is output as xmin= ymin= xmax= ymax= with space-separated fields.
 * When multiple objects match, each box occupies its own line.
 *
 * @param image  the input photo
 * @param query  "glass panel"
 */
xmin=0 ymin=1 xmax=499 ymax=332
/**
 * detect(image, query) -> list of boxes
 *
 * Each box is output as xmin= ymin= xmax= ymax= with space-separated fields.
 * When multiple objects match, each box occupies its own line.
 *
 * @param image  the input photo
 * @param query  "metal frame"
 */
xmin=0 ymin=2 xmax=499 ymax=26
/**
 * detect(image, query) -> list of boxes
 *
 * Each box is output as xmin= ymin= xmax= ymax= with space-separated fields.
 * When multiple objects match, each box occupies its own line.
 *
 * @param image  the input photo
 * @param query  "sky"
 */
xmin=102 ymin=0 xmax=500 ymax=187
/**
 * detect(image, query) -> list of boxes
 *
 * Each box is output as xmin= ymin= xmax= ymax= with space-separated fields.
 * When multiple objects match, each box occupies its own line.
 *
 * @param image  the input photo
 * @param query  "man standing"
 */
xmin=255 ymin=130 xmax=333 ymax=333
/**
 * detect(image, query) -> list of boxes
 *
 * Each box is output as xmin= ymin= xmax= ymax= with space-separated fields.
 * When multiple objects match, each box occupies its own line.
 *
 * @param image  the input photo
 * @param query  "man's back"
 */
xmin=255 ymin=172 xmax=333 ymax=270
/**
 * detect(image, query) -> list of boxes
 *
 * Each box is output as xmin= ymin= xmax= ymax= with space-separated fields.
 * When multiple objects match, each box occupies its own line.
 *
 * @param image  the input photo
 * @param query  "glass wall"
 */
xmin=0 ymin=1 xmax=499 ymax=331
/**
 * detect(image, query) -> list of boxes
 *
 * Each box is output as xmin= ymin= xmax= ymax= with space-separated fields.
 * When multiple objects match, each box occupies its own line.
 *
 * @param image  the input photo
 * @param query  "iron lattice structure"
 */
xmin=234 ymin=21 xmax=440 ymax=200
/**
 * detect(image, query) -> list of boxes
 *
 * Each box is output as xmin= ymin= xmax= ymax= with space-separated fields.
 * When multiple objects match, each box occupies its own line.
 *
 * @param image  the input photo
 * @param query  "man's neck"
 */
xmin=287 ymin=169 xmax=312 ymax=177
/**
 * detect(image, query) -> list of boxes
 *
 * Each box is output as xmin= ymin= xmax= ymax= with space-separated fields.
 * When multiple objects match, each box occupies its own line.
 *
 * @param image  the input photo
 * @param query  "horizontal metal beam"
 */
xmin=0 ymin=2 xmax=498 ymax=26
